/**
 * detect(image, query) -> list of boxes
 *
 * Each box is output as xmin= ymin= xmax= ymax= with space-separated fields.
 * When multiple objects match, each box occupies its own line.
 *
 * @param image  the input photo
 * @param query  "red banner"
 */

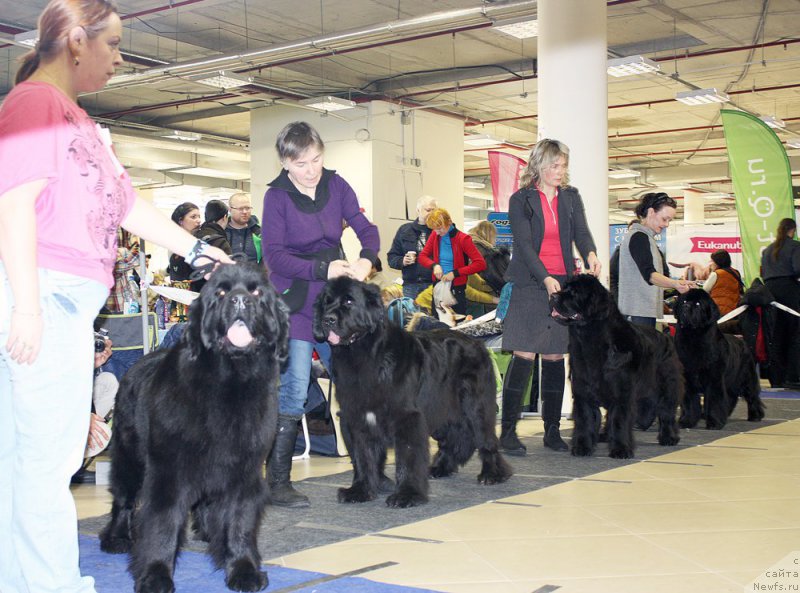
xmin=488 ymin=150 xmax=527 ymax=213
xmin=689 ymin=236 xmax=742 ymax=253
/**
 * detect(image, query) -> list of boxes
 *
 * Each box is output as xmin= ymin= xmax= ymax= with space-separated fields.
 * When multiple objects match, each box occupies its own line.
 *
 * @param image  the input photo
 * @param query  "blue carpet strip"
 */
xmin=79 ymin=535 xmax=442 ymax=593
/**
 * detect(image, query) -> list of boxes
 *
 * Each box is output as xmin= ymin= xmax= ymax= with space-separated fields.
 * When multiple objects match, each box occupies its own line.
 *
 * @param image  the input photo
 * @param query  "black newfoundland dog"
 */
xmin=550 ymin=275 xmax=682 ymax=458
xmin=99 ymin=264 xmax=289 ymax=593
xmin=674 ymin=289 xmax=765 ymax=429
xmin=313 ymin=277 xmax=512 ymax=508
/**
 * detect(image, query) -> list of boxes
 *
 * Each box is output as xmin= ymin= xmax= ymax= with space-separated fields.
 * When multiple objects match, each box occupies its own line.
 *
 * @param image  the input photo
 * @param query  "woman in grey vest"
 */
xmin=618 ymin=192 xmax=692 ymax=327
xmin=500 ymin=139 xmax=601 ymax=455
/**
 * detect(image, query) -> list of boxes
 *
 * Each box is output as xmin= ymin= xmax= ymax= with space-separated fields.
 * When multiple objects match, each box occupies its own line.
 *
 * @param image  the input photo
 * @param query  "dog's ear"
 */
xmin=704 ymin=292 xmax=721 ymax=324
xmin=183 ymin=291 xmax=205 ymax=360
xmin=362 ymin=282 xmax=386 ymax=329
xmin=312 ymin=286 xmax=329 ymax=343
xmin=265 ymin=286 xmax=290 ymax=369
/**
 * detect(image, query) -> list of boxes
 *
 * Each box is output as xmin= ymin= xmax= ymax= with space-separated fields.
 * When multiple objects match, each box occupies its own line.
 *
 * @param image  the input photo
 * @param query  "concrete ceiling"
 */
xmin=2 ymin=0 xmax=799 ymax=223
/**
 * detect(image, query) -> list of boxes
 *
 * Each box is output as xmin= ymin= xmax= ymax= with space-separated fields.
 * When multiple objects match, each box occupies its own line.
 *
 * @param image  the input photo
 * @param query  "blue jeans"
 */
xmin=278 ymin=339 xmax=332 ymax=417
xmin=402 ymin=282 xmax=429 ymax=300
xmin=0 ymin=265 xmax=107 ymax=593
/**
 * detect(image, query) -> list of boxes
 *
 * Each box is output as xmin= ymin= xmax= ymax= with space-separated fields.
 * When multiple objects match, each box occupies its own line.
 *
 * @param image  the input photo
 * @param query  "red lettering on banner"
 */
xmin=689 ymin=237 xmax=742 ymax=253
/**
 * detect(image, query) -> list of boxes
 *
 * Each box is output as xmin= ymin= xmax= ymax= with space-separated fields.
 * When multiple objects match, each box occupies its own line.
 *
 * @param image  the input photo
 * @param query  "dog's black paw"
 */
xmin=429 ymin=464 xmax=456 ymax=479
xmin=98 ymin=532 xmax=132 ymax=555
xmin=337 ymin=485 xmax=376 ymax=504
xmin=679 ymin=416 xmax=698 ymax=429
xmin=386 ymin=491 xmax=427 ymax=508
xmin=477 ymin=468 xmax=511 ymax=485
xmin=571 ymin=439 xmax=595 ymax=457
xmin=136 ymin=563 xmax=174 ymax=593
xmin=226 ymin=559 xmax=268 ymax=592
xmin=608 ymin=446 xmax=634 ymax=459
xmin=378 ymin=473 xmax=395 ymax=494
xmin=704 ymin=419 xmax=725 ymax=430
xmin=747 ymin=405 xmax=765 ymax=422
xmin=658 ymin=433 xmax=680 ymax=446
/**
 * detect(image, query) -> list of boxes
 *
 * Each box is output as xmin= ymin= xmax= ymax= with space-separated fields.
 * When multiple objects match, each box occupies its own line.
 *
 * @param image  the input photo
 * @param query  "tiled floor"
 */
xmin=73 ymin=413 xmax=800 ymax=593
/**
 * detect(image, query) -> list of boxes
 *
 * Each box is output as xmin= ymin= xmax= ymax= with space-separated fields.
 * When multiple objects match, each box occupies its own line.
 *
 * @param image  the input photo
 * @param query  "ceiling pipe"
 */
xmin=101 ymin=1 xmax=536 ymax=92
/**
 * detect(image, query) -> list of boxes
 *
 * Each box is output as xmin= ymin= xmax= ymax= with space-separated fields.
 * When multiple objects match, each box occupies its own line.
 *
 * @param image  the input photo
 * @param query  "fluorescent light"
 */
xmin=464 ymin=133 xmax=504 ymax=147
xmin=463 ymin=181 xmax=486 ymax=189
xmin=298 ymin=96 xmax=356 ymax=111
xmin=760 ymin=115 xmax=786 ymax=130
xmin=786 ymin=138 xmax=800 ymax=149
xmin=194 ymin=70 xmax=252 ymax=89
xmin=607 ymin=55 xmax=660 ymax=78
xmin=158 ymin=130 xmax=202 ymax=142
xmin=608 ymin=168 xmax=641 ymax=179
xmin=675 ymin=88 xmax=730 ymax=105
xmin=494 ymin=19 xmax=538 ymax=39
xmin=14 ymin=29 xmax=38 ymax=48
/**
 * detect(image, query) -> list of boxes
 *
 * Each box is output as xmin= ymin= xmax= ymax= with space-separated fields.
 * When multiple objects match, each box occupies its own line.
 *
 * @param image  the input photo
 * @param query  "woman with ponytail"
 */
xmin=0 ymin=2 xmax=231 ymax=591
xmin=618 ymin=192 xmax=693 ymax=327
xmin=761 ymin=218 xmax=800 ymax=387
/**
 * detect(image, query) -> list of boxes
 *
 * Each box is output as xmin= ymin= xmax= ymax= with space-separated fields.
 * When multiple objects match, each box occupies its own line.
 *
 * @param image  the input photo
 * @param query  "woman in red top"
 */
xmin=500 ymin=139 xmax=601 ymax=455
xmin=418 ymin=208 xmax=486 ymax=315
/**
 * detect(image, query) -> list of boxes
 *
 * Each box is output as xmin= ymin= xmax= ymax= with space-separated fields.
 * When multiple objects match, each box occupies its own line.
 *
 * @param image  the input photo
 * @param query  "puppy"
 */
xmin=99 ymin=264 xmax=289 ymax=593
xmin=674 ymin=289 xmax=765 ymax=429
xmin=551 ymin=274 xmax=682 ymax=458
xmin=313 ymin=277 xmax=512 ymax=508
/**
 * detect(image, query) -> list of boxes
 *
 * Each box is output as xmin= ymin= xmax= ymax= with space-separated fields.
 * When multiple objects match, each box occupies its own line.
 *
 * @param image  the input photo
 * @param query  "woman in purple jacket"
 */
xmin=263 ymin=122 xmax=379 ymax=507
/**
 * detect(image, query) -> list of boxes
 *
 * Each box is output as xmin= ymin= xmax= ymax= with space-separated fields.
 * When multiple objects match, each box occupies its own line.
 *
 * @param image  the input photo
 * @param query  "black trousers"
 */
xmin=765 ymin=278 xmax=800 ymax=385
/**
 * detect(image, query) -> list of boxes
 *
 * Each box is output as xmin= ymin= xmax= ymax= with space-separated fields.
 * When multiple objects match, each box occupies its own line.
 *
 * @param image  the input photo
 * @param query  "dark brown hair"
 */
xmin=772 ymin=217 xmax=797 ymax=261
xmin=634 ymin=192 xmax=678 ymax=220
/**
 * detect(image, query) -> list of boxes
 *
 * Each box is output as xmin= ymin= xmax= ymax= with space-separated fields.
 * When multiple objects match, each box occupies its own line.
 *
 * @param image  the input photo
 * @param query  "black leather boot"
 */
xmin=499 ymin=355 xmax=534 ymax=456
xmin=541 ymin=359 xmax=568 ymax=451
xmin=268 ymin=415 xmax=310 ymax=508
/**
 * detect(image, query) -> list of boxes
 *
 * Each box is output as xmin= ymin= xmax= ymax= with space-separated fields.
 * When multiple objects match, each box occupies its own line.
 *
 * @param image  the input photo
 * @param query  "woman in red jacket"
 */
xmin=418 ymin=208 xmax=486 ymax=315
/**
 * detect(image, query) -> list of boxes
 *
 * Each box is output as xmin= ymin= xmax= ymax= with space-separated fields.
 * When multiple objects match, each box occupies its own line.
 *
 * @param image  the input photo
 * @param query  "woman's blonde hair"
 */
xmin=468 ymin=220 xmax=496 ymax=246
xmin=519 ymin=138 xmax=570 ymax=189
xmin=380 ymin=284 xmax=403 ymax=304
xmin=16 ymin=0 xmax=119 ymax=84
xmin=426 ymin=208 xmax=452 ymax=230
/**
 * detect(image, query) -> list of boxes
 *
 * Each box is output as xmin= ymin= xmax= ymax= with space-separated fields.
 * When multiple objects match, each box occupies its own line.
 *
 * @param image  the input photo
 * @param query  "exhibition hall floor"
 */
xmin=74 ymin=390 xmax=800 ymax=593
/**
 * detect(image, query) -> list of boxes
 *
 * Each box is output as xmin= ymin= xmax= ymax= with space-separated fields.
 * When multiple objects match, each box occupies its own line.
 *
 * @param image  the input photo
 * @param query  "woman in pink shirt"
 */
xmin=500 ymin=139 xmax=601 ymax=456
xmin=0 ymin=2 xmax=230 ymax=592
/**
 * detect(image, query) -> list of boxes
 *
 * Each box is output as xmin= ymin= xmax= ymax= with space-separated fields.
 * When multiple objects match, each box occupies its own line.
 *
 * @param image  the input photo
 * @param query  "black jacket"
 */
xmin=226 ymin=216 xmax=261 ymax=263
xmin=506 ymin=185 xmax=596 ymax=288
xmin=387 ymin=220 xmax=432 ymax=285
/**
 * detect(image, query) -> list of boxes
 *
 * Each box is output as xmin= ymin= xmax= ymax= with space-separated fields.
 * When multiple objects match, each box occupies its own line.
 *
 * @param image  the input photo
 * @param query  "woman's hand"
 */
xmin=441 ymin=271 xmax=455 ymax=282
xmin=327 ymin=259 xmax=352 ymax=279
xmin=433 ymin=264 xmax=443 ymax=280
xmin=5 ymin=309 xmax=43 ymax=365
xmin=350 ymin=258 xmax=373 ymax=282
xmin=586 ymin=252 xmax=601 ymax=277
xmin=87 ymin=413 xmax=110 ymax=452
xmin=674 ymin=279 xmax=696 ymax=294
xmin=543 ymin=276 xmax=561 ymax=297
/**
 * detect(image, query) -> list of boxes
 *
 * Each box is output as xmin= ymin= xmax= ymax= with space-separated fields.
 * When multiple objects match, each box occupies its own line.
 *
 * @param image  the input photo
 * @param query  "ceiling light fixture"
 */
xmin=607 ymin=55 xmax=660 ymax=78
xmin=464 ymin=133 xmax=504 ymax=148
xmin=675 ymin=88 xmax=730 ymax=106
xmin=786 ymin=138 xmax=800 ymax=149
xmin=760 ymin=115 xmax=786 ymax=130
xmin=493 ymin=18 xmax=538 ymax=39
xmin=608 ymin=168 xmax=641 ymax=179
xmin=463 ymin=181 xmax=486 ymax=189
xmin=14 ymin=29 xmax=38 ymax=48
xmin=158 ymin=130 xmax=202 ymax=142
xmin=298 ymin=96 xmax=356 ymax=111
xmin=194 ymin=70 xmax=253 ymax=89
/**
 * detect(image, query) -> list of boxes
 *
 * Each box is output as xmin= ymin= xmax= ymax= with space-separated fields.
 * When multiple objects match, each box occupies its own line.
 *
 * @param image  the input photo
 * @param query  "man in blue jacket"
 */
xmin=226 ymin=192 xmax=261 ymax=262
xmin=387 ymin=195 xmax=437 ymax=299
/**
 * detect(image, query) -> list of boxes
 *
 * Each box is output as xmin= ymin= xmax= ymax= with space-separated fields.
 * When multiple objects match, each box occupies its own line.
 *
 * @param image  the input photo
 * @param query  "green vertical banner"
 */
xmin=721 ymin=109 xmax=794 ymax=284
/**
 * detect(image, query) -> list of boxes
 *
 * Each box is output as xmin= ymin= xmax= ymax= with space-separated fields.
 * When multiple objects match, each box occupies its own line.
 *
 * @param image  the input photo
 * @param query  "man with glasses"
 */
xmin=226 ymin=192 xmax=262 ymax=262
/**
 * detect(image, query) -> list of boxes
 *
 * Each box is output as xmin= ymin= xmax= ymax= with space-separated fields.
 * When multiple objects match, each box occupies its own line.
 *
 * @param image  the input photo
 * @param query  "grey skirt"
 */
xmin=501 ymin=281 xmax=568 ymax=354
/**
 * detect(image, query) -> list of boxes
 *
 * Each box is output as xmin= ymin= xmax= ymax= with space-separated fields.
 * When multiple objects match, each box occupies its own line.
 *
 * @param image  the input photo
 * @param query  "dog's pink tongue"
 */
xmin=227 ymin=320 xmax=253 ymax=347
xmin=327 ymin=330 xmax=341 ymax=345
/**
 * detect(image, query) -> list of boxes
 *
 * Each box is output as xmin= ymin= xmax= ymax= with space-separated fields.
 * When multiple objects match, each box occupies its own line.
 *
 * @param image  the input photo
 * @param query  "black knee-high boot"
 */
xmin=268 ymin=415 xmax=310 ymax=508
xmin=541 ymin=359 xmax=568 ymax=451
xmin=500 ymin=355 xmax=534 ymax=456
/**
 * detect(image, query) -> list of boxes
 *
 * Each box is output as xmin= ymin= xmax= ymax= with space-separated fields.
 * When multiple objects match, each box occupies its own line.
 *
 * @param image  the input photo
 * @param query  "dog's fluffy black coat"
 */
xmin=313 ymin=277 xmax=512 ymax=508
xmin=99 ymin=264 xmax=289 ymax=593
xmin=551 ymin=275 xmax=682 ymax=458
xmin=674 ymin=289 xmax=765 ymax=429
